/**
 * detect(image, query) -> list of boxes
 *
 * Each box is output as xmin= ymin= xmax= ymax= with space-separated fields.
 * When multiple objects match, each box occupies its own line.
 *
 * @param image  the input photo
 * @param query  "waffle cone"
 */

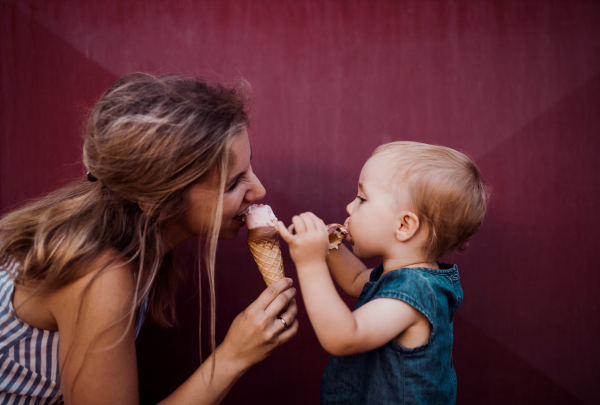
xmin=247 ymin=239 xmax=285 ymax=286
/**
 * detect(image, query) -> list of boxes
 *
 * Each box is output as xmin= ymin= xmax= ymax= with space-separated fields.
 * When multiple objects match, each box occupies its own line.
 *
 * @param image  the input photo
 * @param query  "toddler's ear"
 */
xmin=395 ymin=211 xmax=420 ymax=242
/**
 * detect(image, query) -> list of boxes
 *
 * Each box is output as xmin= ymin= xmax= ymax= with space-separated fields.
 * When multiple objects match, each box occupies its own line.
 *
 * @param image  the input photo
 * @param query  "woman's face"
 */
xmin=166 ymin=128 xmax=266 ymax=246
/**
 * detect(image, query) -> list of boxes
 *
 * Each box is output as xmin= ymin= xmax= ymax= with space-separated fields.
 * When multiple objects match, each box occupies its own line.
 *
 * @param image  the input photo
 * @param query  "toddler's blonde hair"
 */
xmin=373 ymin=141 xmax=489 ymax=261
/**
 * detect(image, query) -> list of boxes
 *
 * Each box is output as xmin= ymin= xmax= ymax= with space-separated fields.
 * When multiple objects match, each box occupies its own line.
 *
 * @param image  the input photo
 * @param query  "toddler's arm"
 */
xmin=278 ymin=213 xmax=425 ymax=356
xmin=326 ymin=244 xmax=371 ymax=298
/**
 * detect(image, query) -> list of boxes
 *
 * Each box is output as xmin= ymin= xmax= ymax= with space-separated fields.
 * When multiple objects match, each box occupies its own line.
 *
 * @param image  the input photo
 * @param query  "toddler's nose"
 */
xmin=346 ymin=201 xmax=353 ymax=215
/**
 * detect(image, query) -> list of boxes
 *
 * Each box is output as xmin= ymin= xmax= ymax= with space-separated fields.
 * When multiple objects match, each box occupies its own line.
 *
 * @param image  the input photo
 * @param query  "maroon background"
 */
xmin=2 ymin=0 xmax=599 ymax=404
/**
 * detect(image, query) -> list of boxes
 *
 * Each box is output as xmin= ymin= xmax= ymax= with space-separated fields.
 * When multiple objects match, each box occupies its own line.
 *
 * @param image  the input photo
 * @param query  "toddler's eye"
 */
xmin=356 ymin=196 xmax=366 ymax=203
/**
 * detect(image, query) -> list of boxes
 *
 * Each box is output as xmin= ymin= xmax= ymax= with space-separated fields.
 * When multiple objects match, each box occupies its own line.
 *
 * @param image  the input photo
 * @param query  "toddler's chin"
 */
xmin=350 ymin=245 xmax=365 ymax=258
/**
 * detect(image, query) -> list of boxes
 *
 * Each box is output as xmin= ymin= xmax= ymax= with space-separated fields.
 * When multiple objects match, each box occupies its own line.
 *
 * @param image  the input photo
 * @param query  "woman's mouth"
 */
xmin=233 ymin=206 xmax=250 ymax=223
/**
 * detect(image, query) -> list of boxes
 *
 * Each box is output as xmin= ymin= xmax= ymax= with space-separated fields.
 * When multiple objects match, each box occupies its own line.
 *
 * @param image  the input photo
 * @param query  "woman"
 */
xmin=0 ymin=73 xmax=298 ymax=404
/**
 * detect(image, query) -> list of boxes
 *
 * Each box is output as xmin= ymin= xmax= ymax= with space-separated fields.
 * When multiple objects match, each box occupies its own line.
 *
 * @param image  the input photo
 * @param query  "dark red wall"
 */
xmin=2 ymin=1 xmax=599 ymax=404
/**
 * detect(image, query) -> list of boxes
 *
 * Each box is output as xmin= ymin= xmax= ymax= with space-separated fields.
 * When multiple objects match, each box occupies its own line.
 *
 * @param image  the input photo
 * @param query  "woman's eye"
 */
xmin=227 ymin=178 xmax=240 ymax=192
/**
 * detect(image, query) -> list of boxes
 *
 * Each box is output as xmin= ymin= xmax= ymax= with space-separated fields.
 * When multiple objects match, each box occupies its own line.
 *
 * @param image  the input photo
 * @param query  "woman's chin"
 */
xmin=219 ymin=220 xmax=245 ymax=240
xmin=219 ymin=231 xmax=240 ymax=240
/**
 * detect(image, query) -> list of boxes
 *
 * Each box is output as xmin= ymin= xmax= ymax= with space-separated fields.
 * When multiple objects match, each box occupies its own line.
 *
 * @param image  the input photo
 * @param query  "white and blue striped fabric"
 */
xmin=0 ymin=255 xmax=148 ymax=404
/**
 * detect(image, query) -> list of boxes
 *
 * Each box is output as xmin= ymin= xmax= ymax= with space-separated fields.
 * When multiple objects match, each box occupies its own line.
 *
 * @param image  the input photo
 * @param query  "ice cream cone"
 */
xmin=327 ymin=223 xmax=348 ymax=252
xmin=246 ymin=239 xmax=285 ymax=286
xmin=243 ymin=204 xmax=285 ymax=286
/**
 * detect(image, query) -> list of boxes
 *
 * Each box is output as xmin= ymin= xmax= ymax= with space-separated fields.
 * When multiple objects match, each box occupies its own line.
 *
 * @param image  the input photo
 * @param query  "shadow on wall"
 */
xmin=454 ymin=315 xmax=586 ymax=404
xmin=453 ymin=71 xmax=600 ymax=404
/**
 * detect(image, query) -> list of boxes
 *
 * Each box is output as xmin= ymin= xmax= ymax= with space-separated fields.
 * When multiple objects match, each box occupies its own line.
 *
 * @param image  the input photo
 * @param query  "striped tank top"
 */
xmin=0 ymin=255 xmax=148 ymax=404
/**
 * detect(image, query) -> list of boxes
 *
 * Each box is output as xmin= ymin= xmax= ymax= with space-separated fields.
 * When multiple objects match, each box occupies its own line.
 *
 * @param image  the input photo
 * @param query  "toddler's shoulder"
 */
xmin=369 ymin=265 xmax=460 ymax=319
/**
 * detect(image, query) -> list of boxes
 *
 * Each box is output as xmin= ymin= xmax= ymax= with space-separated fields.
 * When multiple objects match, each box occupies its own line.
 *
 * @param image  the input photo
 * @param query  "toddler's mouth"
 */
xmin=343 ymin=218 xmax=354 ymax=245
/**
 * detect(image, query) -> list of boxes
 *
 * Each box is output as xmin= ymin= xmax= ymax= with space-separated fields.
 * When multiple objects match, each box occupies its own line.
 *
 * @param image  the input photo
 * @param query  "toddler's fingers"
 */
xmin=277 ymin=221 xmax=295 ymax=243
xmin=298 ymin=212 xmax=318 ymax=232
xmin=312 ymin=213 xmax=328 ymax=232
xmin=291 ymin=215 xmax=308 ymax=234
xmin=297 ymin=213 xmax=312 ymax=231
xmin=303 ymin=212 xmax=326 ymax=233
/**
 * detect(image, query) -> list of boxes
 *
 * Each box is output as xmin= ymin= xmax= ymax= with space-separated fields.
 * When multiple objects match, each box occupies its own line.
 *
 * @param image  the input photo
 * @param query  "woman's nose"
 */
xmin=248 ymin=171 xmax=266 ymax=201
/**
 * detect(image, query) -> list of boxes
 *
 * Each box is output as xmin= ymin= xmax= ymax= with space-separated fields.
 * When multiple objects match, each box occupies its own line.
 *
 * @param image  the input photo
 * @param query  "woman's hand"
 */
xmin=161 ymin=278 xmax=298 ymax=405
xmin=277 ymin=212 xmax=329 ymax=268
xmin=218 ymin=277 xmax=299 ymax=371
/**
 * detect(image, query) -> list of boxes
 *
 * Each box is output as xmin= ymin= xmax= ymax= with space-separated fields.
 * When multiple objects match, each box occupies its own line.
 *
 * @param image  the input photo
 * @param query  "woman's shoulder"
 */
xmin=9 ymin=249 xmax=136 ymax=331
xmin=48 ymin=250 xmax=136 ymax=325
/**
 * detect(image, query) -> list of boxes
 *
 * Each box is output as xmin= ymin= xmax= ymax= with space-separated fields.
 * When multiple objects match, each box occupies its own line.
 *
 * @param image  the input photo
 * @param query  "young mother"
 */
xmin=0 ymin=73 xmax=298 ymax=404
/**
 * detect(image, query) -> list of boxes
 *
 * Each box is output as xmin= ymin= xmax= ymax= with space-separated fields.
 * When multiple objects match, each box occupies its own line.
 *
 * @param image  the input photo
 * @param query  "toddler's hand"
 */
xmin=278 ymin=212 xmax=329 ymax=268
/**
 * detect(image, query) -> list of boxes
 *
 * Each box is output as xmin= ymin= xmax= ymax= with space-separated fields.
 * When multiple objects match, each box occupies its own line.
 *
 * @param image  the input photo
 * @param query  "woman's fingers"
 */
xmin=248 ymin=277 xmax=294 ymax=312
xmin=275 ymin=298 xmax=299 ymax=341
xmin=264 ymin=284 xmax=296 ymax=318
xmin=278 ymin=296 xmax=298 ymax=328
xmin=277 ymin=316 xmax=299 ymax=342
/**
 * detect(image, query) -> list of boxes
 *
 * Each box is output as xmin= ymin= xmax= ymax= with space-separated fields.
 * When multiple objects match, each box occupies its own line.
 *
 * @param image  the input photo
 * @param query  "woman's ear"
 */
xmin=138 ymin=202 xmax=149 ymax=212
xmin=395 ymin=211 xmax=420 ymax=242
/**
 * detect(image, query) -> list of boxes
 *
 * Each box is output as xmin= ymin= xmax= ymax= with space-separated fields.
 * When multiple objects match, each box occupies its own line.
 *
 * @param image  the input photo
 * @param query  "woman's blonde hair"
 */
xmin=0 ymin=72 xmax=249 ymax=359
xmin=372 ymin=141 xmax=489 ymax=261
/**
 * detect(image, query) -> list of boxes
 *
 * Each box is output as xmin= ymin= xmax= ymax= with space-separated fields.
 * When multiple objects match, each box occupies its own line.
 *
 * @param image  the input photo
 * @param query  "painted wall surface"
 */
xmin=1 ymin=1 xmax=599 ymax=404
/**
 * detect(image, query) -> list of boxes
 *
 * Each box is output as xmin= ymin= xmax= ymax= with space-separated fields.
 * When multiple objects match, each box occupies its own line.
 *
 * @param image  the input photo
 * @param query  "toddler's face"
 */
xmin=345 ymin=153 xmax=411 ymax=259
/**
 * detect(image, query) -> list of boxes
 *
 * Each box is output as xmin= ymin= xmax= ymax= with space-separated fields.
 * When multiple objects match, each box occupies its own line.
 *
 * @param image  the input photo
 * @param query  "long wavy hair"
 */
xmin=0 ymin=72 xmax=249 ymax=360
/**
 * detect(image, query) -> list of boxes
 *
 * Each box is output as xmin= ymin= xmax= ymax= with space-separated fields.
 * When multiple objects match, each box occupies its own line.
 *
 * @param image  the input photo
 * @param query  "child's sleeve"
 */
xmin=367 ymin=270 xmax=439 ymax=338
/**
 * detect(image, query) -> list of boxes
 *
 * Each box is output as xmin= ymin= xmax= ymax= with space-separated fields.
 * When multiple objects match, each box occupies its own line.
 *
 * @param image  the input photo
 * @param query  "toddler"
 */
xmin=278 ymin=141 xmax=488 ymax=404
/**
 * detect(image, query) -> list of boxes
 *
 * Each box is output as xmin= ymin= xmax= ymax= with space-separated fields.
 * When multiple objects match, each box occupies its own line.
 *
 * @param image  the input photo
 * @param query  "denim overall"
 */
xmin=320 ymin=263 xmax=463 ymax=405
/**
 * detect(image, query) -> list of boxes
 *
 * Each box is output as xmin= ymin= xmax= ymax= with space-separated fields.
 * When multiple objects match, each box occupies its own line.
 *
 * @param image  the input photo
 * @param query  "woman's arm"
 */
xmin=326 ymin=244 xmax=371 ymax=298
xmin=51 ymin=256 xmax=298 ymax=405
xmin=160 ymin=278 xmax=298 ymax=405
xmin=51 ymin=257 xmax=140 ymax=404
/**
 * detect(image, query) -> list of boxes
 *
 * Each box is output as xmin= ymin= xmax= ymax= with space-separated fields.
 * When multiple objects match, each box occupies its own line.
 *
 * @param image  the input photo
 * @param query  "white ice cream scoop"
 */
xmin=242 ymin=204 xmax=278 ymax=230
